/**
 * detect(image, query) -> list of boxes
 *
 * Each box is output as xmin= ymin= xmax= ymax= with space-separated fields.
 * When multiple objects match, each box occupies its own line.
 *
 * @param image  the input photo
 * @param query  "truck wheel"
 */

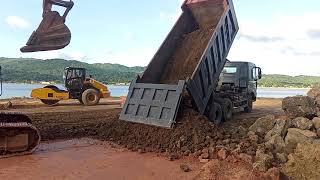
xmin=214 ymin=98 xmax=233 ymax=121
xmin=223 ymin=98 xmax=233 ymax=121
xmin=209 ymin=102 xmax=223 ymax=125
xmin=244 ymin=98 xmax=253 ymax=113
xmin=41 ymin=99 xmax=59 ymax=106
xmin=82 ymin=89 xmax=100 ymax=106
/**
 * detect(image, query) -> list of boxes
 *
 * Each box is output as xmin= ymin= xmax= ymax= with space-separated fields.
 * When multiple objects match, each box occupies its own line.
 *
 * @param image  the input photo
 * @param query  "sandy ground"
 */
xmin=0 ymin=98 xmax=283 ymax=180
xmin=0 ymin=138 xmax=202 ymax=180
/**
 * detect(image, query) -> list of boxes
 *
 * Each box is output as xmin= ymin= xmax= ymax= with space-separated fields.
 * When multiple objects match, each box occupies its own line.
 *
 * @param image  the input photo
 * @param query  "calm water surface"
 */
xmin=0 ymin=83 xmax=309 ymax=99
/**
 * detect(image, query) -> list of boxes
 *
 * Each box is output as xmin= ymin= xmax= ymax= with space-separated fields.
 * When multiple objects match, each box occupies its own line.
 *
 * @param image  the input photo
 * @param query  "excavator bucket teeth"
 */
xmin=20 ymin=11 xmax=71 ymax=53
xmin=0 ymin=113 xmax=41 ymax=158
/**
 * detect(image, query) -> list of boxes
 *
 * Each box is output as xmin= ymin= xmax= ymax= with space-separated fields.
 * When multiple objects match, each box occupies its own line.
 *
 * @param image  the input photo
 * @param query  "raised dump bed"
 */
xmin=120 ymin=0 xmax=239 ymax=128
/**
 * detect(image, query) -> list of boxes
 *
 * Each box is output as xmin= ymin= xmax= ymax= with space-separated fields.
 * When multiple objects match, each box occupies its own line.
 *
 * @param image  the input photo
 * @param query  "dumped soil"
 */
xmin=29 ymin=101 xmax=282 ymax=157
xmin=160 ymin=4 xmax=225 ymax=84
xmin=160 ymin=27 xmax=214 ymax=84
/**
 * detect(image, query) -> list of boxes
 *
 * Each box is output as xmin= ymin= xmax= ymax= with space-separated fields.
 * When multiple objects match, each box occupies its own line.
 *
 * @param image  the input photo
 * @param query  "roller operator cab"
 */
xmin=31 ymin=67 xmax=111 ymax=106
xmin=213 ymin=61 xmax=262 ymax=122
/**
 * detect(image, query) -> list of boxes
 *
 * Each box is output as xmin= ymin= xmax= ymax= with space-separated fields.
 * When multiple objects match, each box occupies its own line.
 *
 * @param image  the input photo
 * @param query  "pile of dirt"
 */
xmin=30 ymin=107 xmax=258 ymax=158
xmin=160 ymin=27 xmax=214 ymax=84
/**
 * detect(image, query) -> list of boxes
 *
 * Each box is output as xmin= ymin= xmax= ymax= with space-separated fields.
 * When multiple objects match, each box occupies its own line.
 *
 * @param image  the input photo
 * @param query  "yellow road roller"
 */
xmin=31 ymin=67 xmax=111 ymax=106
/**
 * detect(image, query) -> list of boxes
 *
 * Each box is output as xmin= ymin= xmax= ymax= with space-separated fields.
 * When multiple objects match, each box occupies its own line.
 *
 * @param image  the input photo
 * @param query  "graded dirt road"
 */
xmin=0 ymin=138 xmax=202 ymax=180
xmin=0 ymin=98 xmax=283 ymax=180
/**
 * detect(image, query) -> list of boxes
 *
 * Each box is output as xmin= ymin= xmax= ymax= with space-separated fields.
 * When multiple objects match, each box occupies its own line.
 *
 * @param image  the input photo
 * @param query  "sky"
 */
xmin=1 ymin=0 xmax=320 ymax=76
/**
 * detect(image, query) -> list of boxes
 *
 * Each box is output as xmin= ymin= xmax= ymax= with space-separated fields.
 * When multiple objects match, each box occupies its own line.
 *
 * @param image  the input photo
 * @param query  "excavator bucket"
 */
xmin=0 ymin=113 xmax=41 ymax=158
xmin=20 ymin=11 xmax=71 ymax=53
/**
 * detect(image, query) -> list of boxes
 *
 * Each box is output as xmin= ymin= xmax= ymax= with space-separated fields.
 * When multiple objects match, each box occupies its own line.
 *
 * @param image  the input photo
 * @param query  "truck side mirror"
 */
xmin=257 ymin=67 xmax=262 ymax=79
xmin=253 ymin=67 xmax=262 ymax=80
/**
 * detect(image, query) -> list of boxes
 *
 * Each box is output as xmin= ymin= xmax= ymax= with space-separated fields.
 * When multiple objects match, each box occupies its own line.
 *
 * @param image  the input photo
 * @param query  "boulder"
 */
xmin=253 ymin=151 xmax=273 ymax=172
xmin=312 ymin=117 xmax=320 ymax=130
xmin=276 ymin=153 xmax=288 ymax=164
xmin=291 ymin=117 xmax=313 ymax=130
xmin=265 ymin=118 xmax=290 ymax=141
xmin=307 ymin=87 xmax=320 ymax=99
xmin=284 ymin=128 xmax=317 ymax=153
xmin=249 ymin=115 xmax=276 ymax=137
xmin=265 ymin=135 xmax=285 ymax=153
xmin=282 ymin=96 xmax=316 ymax=119
xmin=283 ymin=142 xmax=320 ymax=180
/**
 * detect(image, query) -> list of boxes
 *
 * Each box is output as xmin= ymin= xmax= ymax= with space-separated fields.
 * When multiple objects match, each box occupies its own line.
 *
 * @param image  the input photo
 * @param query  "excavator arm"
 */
xmin=20 ymin=0 xmax=74 ymax=53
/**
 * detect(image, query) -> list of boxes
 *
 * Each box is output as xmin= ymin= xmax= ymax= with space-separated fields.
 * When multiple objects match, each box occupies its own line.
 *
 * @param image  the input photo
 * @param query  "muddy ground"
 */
xmin=0 ymin=98 xmax=283 ymax=180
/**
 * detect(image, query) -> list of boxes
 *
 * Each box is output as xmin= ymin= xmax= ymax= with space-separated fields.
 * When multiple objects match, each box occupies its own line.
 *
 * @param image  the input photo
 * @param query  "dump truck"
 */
xmin=119 ymin=0 xmax=248 ymax=128
xmin=31 ymin=67 xmax=111 ymax=106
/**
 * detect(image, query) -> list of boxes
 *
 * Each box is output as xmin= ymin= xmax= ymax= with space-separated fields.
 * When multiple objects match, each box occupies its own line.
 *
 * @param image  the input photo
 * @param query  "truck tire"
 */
xmin=244 ymin=97 xmax=253 ymax=113
xmin=223 ymin=98 xmax=233 ymax=121
xmin=214 ymin=98 xmax=233 ymax=121
xmin=82 ymin=89 xmax=100 ymax=106
xmin=208 ymin=102 xmax=223 ymax=125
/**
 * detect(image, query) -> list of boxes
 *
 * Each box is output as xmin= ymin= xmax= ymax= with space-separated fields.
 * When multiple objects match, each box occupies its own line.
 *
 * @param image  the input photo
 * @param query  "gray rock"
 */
xmin=284 ymin=128 xmax=317 ymax=153
xmin=276 ymin=153 xmax=288 ymax=164
xmin=312 ymin=117 xmax=320 ymax=130
xmin=265 ymin=118 xmax=290 ymax=141
xmin=291 ymin=117 xmax=313 ymax=130
xmin=307 ymin=87 xmax=320 ymax=99
xmin=265 ymin=135 xmax=286 ymax=153
xmin=249 ymin=115 xmax=276 ymax=137
xmin=317 ymin=129 xmax=320 ymax=137
xmin=253 ymin=151 xmax=273 ymax=172
xmin=282 ymin=96 xmax=317 ymax=119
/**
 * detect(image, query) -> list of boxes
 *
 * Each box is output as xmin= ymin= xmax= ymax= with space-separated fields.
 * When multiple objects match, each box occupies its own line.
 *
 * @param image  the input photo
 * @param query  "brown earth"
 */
xmin=0 ymin=98 xmax=284 ymax=179
xmin=160 ymin=27 xmax=214 ymax=84
xmin=0 ymin=138 xmax=202 ymax=180
xmin=1 ymin=98 xmax=283 ymax=157
xmin=160 ymin=4 xmax=225 ymax=84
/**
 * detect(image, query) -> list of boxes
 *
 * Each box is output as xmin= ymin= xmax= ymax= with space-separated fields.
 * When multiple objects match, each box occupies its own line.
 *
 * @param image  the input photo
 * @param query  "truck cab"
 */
xmin=219 ymin=61 xmax=262 ymax=101
xmin=216 ymin=61 xmax=262 ymax=117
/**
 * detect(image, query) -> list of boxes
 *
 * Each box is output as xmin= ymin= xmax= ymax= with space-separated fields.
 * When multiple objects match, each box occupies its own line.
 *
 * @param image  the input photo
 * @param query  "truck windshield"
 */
xmin=222 ymin=67 xmax=237 ymax=74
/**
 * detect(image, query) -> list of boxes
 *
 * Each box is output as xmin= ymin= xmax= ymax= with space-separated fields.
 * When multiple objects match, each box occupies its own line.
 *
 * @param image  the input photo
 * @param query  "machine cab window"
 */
xmin=222 ymin=66 xmax=237 ymax=74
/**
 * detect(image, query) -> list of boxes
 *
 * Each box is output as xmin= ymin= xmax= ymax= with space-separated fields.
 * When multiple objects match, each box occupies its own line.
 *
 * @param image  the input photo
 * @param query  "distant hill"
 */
xmin=0 ymin=57 xmax=145 ymax=84
xmin=259 ymin=74 xmax=320 ymax=88
xmin=0 ymin=57 xmax=319 ymax=87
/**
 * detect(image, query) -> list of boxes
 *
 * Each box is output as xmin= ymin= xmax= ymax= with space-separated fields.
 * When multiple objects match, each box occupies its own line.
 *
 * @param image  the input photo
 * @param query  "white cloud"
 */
xmin=228 ymin=12 xmax=320 ymax=76
xmin=5 ymin=16 xmax=31 ymax=29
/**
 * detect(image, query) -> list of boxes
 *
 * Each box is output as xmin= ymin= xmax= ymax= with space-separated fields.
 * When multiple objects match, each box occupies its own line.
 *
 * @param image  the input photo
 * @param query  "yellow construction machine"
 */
xmin=32 ymin=67 xmax=111 ymax=106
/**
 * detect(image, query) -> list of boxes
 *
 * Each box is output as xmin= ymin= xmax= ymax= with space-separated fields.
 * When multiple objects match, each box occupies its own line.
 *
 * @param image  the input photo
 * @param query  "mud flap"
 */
xmin=120 ymin=78 xmax=185 ymax=129
xmin=20 ymin=11 xmax=71 ymax=52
